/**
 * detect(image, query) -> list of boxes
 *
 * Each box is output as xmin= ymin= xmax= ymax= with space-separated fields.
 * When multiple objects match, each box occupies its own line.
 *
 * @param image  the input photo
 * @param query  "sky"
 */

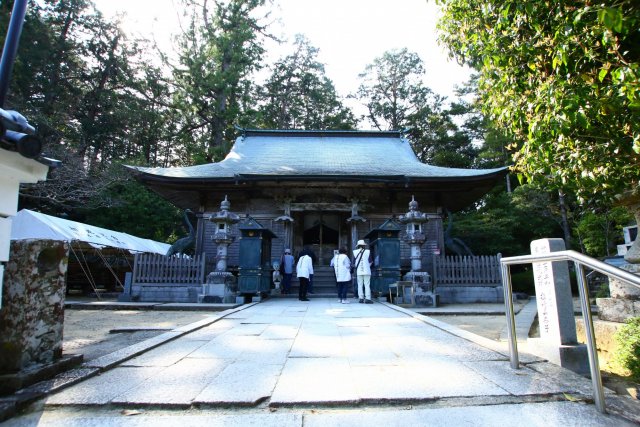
xmin=93 ymin=0 xmax=473 ymax=104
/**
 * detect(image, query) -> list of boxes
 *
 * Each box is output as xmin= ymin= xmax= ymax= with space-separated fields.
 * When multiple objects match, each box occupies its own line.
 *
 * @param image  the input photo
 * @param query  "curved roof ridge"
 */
xmin=238 ymin=128 xmax=404 ymax=139
xmin=128 ymin=130 xmax=507 ymax=180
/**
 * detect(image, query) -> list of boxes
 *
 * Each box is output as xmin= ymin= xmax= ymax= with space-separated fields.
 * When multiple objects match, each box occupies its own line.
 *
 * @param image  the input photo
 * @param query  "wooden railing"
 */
xmin=132 ymin=253 xmax=206 ymax=285
xmin=432 ymin=254 xmax=501 ymax=287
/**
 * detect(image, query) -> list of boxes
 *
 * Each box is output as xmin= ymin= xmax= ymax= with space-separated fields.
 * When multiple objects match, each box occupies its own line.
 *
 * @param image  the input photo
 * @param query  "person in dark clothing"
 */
xmin=280 ymin=249 xmax=295 ymax=294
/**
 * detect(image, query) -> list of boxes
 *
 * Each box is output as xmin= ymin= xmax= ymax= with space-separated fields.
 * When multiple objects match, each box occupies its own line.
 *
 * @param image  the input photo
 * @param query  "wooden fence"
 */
xmin=132 ymin=253 xmax=206 ymax=285
xmin=432 ymin=255 xmax=502 ymax=287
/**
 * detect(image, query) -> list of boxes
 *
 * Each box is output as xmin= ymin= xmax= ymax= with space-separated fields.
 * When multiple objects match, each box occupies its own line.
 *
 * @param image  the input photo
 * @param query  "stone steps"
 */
xmin=276 ymin=266 xmax=355 ymax=297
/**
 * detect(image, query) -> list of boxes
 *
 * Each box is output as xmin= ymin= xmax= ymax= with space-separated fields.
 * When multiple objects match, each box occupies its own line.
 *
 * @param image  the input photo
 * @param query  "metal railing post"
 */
xmin=574 ymin=261 xmax=606 ymax=413
xmin=501 ymin=263 xmax=519 ymax=368
xmin=497 ymin=249 xmax=640 ymax=414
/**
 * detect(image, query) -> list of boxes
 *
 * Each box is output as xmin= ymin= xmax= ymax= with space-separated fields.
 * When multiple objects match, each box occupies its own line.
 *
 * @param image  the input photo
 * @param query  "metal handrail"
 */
xmin=500 ymin=249 xmax=640 ymax=414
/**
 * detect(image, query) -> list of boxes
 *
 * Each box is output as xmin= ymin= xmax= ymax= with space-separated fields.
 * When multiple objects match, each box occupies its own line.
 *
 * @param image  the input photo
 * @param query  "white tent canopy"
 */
xmin=11 ymin=209 xmax=171 ymax=255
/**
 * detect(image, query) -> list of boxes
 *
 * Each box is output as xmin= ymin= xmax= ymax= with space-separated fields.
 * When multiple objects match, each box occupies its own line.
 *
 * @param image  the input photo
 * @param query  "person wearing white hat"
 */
xmin=352 ymin=239 xmax=373 ymax=304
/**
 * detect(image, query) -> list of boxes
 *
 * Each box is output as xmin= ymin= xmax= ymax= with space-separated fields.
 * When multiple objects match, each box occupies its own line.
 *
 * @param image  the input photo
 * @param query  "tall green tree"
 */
xmin=2 ymin=1 xmax=177 ymax=228
xmin=355 ymin=48 xmax=477 ymax=167
xmin=356 ymin=48 xmax=439 ymax=130
xmin=436 ymin=0 xmax=640 ymax=204
xmin=171 ymin=0 xmax=272 ymax=163
xmin=259 ymin=35 xmax=357 ymax=129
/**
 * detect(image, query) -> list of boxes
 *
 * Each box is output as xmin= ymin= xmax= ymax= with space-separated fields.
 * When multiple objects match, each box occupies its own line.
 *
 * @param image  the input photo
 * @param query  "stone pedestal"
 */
xmin=404 ymin=271 xmax=437 ymax=307
xmin=200 ymin=271 xmax=237 ymax=303
xmin=0 ymin=240 xmax=69 ymax=374
xmin=529 ymin=238 xmax=588 ymax=375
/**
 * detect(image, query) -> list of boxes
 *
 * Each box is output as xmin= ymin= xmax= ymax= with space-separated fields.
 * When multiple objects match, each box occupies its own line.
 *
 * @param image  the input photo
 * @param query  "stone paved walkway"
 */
xmin=5 ymin=299 xmax=637 ymax=426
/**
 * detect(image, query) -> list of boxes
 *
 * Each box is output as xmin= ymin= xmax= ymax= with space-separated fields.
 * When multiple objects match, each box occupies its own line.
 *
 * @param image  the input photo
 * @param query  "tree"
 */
xmin=451 ymin=185 xmax=564 ymax=256
xmin=171 ymin=0 xmax=272 ymax=163
xmin=575 ymin=206 xmax=634 ymax=257
xmin=436 ymin=1 xmax=640 ymax=204
xmin=18 ymin=144 xmax=121 ymax=216
xmin=3 ymin=1 xmax=179 ymax=236
xmin=80 ymin=178 xmax=184 ymax=243
xmin=355 ymin=48 xmax=478 ymax=167
xmin=356 ymin=49 xmax=440 ymax=130
xmin=259 ymin=35 xmax=357 ymax=130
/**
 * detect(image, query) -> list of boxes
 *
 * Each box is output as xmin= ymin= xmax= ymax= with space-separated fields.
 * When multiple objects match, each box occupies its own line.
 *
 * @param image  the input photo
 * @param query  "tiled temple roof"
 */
xmin=128 ymin=129 xmax=507 ymax=182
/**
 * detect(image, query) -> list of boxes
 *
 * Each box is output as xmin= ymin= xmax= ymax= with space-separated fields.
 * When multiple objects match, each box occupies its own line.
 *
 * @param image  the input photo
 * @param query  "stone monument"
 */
xmin=528 ymin=238 xmax=588 ymax=375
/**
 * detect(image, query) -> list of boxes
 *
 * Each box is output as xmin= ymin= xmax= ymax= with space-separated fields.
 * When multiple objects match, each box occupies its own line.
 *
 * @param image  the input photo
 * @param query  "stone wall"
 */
xmin=131 ymin=283 xmax=200 ymax=303
xmin=576 ymin=318 xmax=624 ymax=374
xmin=0 ymin=240 xmax=69 ymax=374
xmin=436 ymin=285 xmax=504 ymax=304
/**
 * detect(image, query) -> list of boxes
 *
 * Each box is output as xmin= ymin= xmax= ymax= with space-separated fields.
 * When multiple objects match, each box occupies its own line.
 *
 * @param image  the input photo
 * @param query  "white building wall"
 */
xmin=0 ymin=149 xmax=49 ymax=307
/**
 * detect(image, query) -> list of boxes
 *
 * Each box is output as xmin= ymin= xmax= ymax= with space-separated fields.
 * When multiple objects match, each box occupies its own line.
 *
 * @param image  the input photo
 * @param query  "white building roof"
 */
xmin=10 ymin=209 xmax=171 ymax=255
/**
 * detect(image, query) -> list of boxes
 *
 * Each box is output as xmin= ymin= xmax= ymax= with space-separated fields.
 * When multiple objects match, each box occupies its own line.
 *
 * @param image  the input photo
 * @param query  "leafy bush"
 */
xmin=614 ymin=317 xmax=640 ymax=380
xmin=510 ymin=268 xmax=535 ymax=295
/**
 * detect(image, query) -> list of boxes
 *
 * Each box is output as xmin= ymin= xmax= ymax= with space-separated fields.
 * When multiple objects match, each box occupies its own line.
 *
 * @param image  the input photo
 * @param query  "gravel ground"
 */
xmin=63 ymin=309 xmax=213 ymax=361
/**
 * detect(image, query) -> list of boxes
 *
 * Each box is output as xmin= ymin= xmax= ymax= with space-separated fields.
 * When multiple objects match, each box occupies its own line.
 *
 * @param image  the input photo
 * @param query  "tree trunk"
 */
xmin=558 ymin=190 xmax=572 ymax=250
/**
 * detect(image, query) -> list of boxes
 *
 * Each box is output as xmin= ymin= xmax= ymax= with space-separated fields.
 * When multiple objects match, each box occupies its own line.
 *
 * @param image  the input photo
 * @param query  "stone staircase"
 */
xmin=277 ymin=266 xmax=356 ymax=298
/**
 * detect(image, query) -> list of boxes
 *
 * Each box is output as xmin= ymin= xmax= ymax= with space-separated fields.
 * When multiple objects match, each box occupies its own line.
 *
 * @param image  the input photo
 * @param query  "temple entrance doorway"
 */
xmin=302 ymin=213 xmax=340 ymax=265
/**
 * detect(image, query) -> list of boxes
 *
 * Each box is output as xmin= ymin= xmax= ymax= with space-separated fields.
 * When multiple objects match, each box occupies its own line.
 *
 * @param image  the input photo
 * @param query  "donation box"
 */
xmin=364 ymin=218 xmax=401 ymax=295
xmin=237 ymin=217 xmax=277 ymax=295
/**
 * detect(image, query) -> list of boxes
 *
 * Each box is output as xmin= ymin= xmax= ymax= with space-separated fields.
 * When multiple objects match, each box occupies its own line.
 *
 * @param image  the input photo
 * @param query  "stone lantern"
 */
xmin=398 ymin=195 xmax=428 ymax=272
xmin=201 ymin=196 xmax=240 ymax=303
xmin=209 ymin=195 xmax=240 ymax=272
xmin=398 ymin=196 xmax=436 ymax=306
xmin=347 ymin=198 xmax=367 ymax=251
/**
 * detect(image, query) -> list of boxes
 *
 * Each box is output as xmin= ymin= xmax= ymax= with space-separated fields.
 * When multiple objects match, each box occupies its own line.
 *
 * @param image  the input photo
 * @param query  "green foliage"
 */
xmin=595 ymin=282 xmax=610 ymax=299
xmin=79 ymin=178 xmax=183 ymax=242
xmin=5 ymin=0 xmax=178 ymax=213
xmin=259 ymin=35 xmax=357 ymax=130
xmin=614 ymin=317 xmax=640 ymax=380
xmin=451 ymin=184 xmax=563 ymax=256
xmin=354 ymin=48 xmax=479 ymax=167
xmin=171 ymin=0 xmax=270 ymax=162
xmin=437 ymin=0 xmax=640 ymax=204
xmin=574 ymin=206 xmax=634 ymax=257
xmin=510 ymin=268 xmax=535 ymax=295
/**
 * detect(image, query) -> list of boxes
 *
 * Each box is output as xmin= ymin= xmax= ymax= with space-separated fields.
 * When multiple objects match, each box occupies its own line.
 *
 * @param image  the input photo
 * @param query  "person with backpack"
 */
xmin=352 ymin=239 xmax=373 ymax=304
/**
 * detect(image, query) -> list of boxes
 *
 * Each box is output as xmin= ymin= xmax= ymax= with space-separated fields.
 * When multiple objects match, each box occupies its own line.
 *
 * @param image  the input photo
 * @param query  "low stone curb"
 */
xmin=499 ymin=297 xmax=538 ymax=342
xmin=64 ymin=301 xmax=240 ymax=311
